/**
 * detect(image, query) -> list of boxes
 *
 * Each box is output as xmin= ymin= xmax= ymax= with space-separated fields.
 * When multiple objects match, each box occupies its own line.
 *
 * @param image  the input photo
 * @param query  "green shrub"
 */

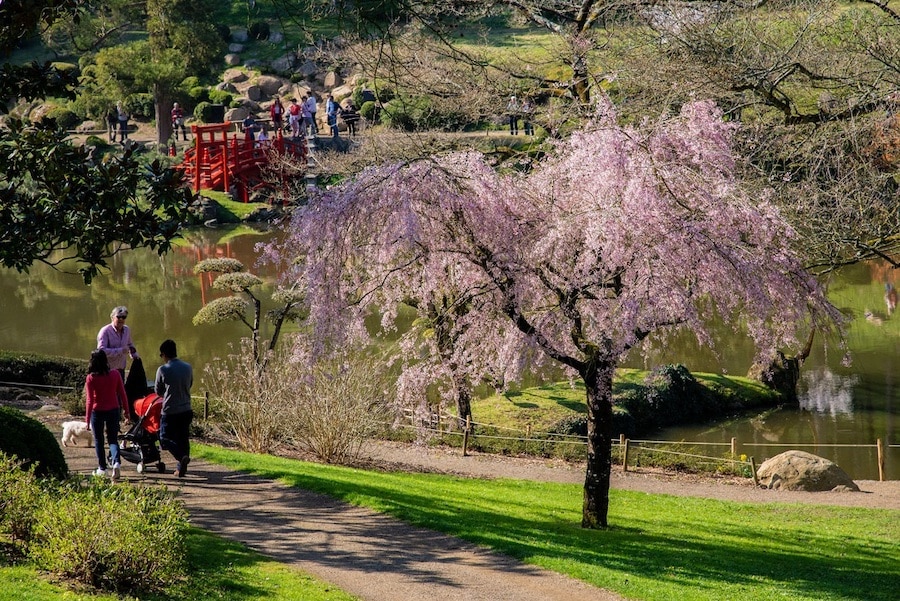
xmin=248 ymin=21 xmax=270 ymax=40
xmin=0 ymin=406 xmax=68 ymax=479
xmin=189 ymin=85 xmax=210 ymax=103
xmin=42 ymin=106 xmax=79 ymax=130
xmin=124 ymin=93 xmax=154 ymax=119
xmin=0 ymin=350 xmax=86 ymax=391
xmin=84 ymin=134 xmax=108 ymax=148
xmin=207 ymin=88 xmax=233 ymax=106
xmin=215 ymin=23 xmax=231 ymax=42
xmin=195 ymin=101 xmax=227 ymax=123
xmin=58 ymin=391 xmax=84 ymax=416
xmin=0 ymin=452 xmax=43 ymax=546
xmin=359 ymin=100 xmax=377 ymax=122
xmin=30 ymin=479 xmax=188 ymax=595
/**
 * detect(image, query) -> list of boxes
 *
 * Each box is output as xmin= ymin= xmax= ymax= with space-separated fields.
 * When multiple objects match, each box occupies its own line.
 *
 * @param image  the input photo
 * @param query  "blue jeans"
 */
xmin=159 ymin=410 xmax=193 ymax=463
xmin=91 ymin=408 xmax=121 ymax=469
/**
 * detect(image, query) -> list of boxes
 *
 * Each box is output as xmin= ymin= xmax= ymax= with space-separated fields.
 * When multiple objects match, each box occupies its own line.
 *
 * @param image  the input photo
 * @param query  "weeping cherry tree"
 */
xmin=278 ymin=99 xmax=843 ymax=528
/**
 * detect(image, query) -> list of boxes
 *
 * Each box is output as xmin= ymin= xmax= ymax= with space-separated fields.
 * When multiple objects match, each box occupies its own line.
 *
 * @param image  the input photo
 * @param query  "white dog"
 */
xmin=61 ymin=421 xmax=94 ymax=447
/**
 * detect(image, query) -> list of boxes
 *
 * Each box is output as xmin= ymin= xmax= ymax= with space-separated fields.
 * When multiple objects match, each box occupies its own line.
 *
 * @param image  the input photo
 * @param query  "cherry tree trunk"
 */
xmin=581 ymin=360 xmax=615 ymax=529
xmin=454 ymin=374 xmax=474 ymax=432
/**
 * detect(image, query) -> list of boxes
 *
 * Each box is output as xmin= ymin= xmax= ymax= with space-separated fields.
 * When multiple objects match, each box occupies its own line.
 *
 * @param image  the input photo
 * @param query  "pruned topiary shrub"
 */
xmin=0 ymin=406 xmax=68 ymax=479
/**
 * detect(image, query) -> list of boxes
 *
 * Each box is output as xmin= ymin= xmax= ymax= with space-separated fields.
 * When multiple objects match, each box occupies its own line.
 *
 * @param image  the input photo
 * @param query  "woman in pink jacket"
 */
xmin=85 ymin=349 xmax=128 ymax=480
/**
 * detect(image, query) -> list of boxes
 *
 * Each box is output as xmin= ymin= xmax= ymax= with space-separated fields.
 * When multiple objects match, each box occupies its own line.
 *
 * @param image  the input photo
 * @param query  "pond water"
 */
xmin=0 ymin=227 xmax=896 ymax=479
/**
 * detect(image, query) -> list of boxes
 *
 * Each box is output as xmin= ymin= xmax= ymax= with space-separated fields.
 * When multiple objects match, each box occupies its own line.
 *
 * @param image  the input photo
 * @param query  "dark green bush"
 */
xmin=124 ymin=93 xmax=154 ymax=119
xmin=189 ymin=86 xmax=210 ymax=103
xmin=195 ymin=101 xmax=226 ymax=123
xmin=0 ymin=452 xmax=43 ymax=545
xmin=0 ymin=406 xmax=68 ymax=479
xmin=248 ymin=21 xmax=270 ymax=40
xmin=84 ymin=134 xmax=108 ymax=148
xmin=643 ymin=364 xmax=715 ymax=426
xmin=42 ymin=106 xmax=79 ymax=130
xmin=207 ymin=88 xmax=233 ymax=106
xmin=359 ymin=100 xmax=378 ymax=122
xmin=0 ymin=351 xmax=86 ymax=391
xmin=215 ymin=23 xmax=231 ymax=42
xmin=31 ymin=479 xmax=188 ymax=595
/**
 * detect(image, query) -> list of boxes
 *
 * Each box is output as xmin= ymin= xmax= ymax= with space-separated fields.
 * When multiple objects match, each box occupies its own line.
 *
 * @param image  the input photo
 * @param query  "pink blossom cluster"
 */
xmin=273 ymin=100 xmax=843 ymax=413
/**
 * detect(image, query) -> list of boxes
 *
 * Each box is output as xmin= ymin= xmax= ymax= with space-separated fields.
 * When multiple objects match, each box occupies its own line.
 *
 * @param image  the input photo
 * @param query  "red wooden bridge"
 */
xmin=177 ymin=122 xmax=308 ymax=202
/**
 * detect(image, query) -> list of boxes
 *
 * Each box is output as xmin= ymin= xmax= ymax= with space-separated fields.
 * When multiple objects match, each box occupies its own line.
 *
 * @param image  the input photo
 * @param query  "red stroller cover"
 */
xmin=133 ymin=393 xmax=162 ymax=435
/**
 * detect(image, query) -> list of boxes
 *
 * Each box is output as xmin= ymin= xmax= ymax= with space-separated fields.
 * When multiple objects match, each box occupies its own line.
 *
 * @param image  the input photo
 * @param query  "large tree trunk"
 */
xmin=155 ymin=88 xmax=173 ymax=147
xmin=454 ymin=373 xmax=473 ymax=432
xmin=581 ymin=359 xmax=615 ymax=529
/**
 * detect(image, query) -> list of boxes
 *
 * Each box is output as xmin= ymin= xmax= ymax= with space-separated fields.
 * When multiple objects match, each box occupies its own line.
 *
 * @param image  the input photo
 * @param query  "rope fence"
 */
xmin=399 ymin=411 xmax=894 ymax=482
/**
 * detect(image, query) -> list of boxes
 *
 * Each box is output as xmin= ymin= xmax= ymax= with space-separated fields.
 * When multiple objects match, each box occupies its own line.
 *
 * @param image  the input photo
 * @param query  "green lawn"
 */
xmin=195 ymin=444 xmax=898 ymax=601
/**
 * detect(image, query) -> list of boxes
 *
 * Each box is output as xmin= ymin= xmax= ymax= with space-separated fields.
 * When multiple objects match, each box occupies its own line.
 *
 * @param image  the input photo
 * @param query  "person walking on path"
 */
xmin=155 ymin=339 xmax=193 ymax=478
xmin=85 ymin=349 xmax=128 ymax=480
xmin=97 ymin=305 xmax=139 ymax=381
xmin=270 ymin=95 xmax=285 ymax=132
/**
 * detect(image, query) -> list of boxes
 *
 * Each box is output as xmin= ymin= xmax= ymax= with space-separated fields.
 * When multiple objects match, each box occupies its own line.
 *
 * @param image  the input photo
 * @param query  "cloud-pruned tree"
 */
xmin=278 ymin=99 xmax=843 ymax=528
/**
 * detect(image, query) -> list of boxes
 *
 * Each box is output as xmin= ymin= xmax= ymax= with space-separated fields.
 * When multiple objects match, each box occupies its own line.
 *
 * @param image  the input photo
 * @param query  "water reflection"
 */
xmin=798 ymin=368 xmax=856 ymax=416
xmin=0 ymin=226 xmax=277 ymax=379
xmin=0 ymin=232 xmax=896 ymax=479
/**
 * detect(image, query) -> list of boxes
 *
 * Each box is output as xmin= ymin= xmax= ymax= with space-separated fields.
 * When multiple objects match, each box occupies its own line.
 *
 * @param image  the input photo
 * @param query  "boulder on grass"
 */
xmin=757 ymin=450 xmax=859 ymax=492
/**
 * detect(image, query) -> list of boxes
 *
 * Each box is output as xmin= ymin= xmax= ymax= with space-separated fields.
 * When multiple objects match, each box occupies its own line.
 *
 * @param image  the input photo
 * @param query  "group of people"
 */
xmin=269 ymin=93 xmax=360 ymax=140
xmin=88 ymin=306 xmax=194 ymax=480
xmin=506 ymin=95 xmax=535 ymax=136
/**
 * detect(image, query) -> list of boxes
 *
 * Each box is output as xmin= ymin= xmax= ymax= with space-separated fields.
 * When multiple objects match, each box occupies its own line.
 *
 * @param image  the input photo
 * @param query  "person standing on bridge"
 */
xmin=270 ymin=96 xmax=285 ymax=133
xmin=304 ymin=93 xmax=318 ymax=136
xmin=289 ymin=98 xmax=303 ymax=139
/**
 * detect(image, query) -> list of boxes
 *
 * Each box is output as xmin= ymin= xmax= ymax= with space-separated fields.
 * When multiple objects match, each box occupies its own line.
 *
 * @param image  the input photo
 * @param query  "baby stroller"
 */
xmin=119 ymin=393 xmax=167 ymax=474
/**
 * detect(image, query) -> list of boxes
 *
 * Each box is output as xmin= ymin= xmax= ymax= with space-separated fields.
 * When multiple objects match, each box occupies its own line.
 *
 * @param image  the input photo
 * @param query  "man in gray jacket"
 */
xmin=155 ymin=339 xmax=193 ymax=477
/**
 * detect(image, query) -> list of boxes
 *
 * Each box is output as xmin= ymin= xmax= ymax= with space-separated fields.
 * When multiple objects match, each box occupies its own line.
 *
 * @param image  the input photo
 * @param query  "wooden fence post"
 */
xmin=750 ymin=456 xmax=759 ymax=487
xmin=462 ymin=416 xmax=470 ymax=457
xmin=877 ymin=438 xmax=885 ymax=482
xmin=204 ymin=391 xmax=209 ymax=420
xmin=623 ymin=439 xmax=630 ymax=473
xmin=730 ymin=437 xmax=737 ymax=457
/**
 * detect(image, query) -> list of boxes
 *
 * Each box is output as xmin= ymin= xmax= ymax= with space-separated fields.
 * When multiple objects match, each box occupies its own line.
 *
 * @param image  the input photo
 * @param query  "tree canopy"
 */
xmin=0 ymin=0 xmax=195 ymax=283
xmin=277 ymin=99 xmax=843 ymax=527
